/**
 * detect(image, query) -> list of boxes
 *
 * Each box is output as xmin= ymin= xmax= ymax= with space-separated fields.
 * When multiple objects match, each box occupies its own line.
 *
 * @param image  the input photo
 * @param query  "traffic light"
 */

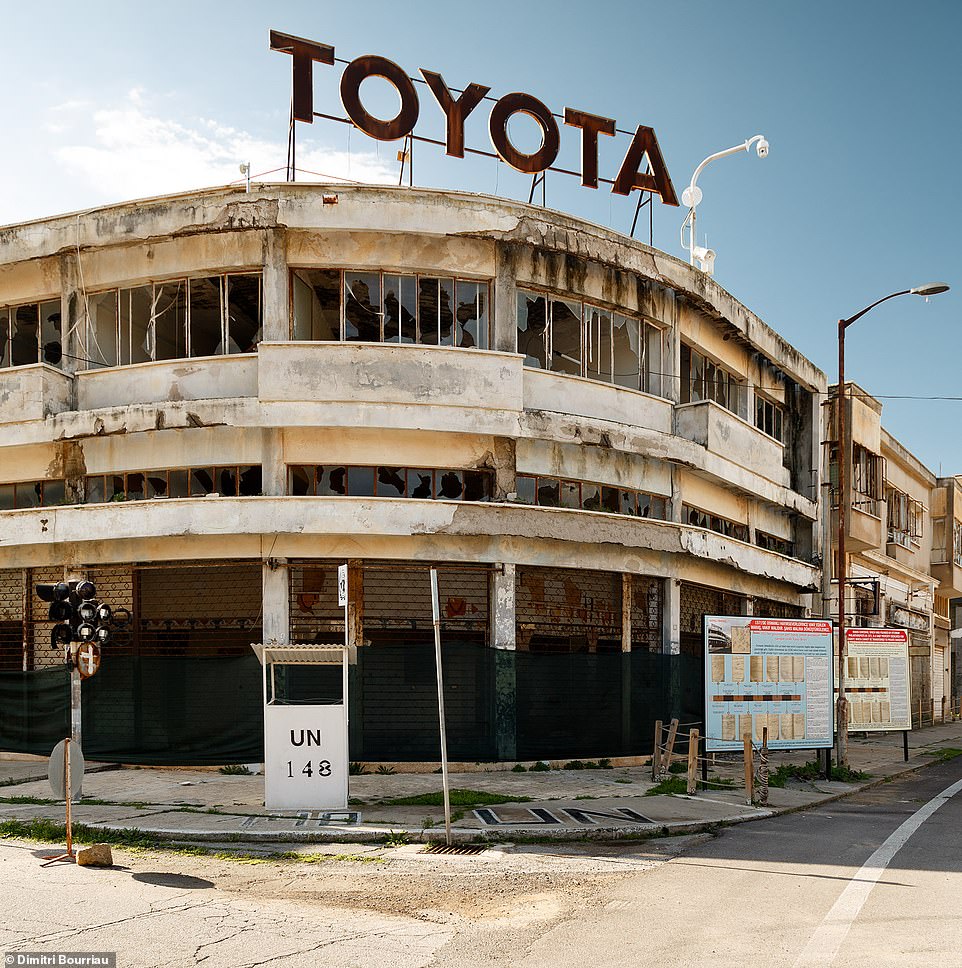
xmin=36 ymin=580 xmax=114 ymax=653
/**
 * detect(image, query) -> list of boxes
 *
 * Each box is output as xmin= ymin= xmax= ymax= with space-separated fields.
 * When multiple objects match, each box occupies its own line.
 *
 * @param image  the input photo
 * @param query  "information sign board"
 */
xmin=264 ymin=703 xmax=348 ymax=810
xmin=837 ymin=628 xmax=911 ymax=732
xmin=704 ymin=616 xmax=834 ymax=752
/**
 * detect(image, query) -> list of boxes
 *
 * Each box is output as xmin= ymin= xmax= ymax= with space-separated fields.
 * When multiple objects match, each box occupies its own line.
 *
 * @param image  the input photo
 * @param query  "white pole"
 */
xmin=430 ymin=568 xmax=452 ymax=844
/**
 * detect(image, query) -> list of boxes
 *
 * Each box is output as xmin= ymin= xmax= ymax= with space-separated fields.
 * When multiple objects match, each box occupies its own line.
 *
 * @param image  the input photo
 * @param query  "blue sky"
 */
xmin=1 ymin=2 xmax=958 ymax=471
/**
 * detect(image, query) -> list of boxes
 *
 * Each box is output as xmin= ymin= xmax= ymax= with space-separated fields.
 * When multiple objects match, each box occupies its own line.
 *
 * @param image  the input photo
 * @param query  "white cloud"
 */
xmin=51 ymin=90 xmax=396 ymax=203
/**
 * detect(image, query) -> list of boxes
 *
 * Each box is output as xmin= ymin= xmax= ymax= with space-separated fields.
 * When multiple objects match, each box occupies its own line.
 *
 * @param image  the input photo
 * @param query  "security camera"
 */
xmin=756 ymin=138 xmax=769 ymax=158
xmin=692 ymin=245 xmax=716 ymax=275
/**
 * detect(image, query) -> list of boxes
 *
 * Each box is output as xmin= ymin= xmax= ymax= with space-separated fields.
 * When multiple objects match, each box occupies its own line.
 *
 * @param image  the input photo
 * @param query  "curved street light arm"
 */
xmin=841 ymin=289 xmax=912 ymax=329
xmin=687 ymin=135 xmax=767 ymax=199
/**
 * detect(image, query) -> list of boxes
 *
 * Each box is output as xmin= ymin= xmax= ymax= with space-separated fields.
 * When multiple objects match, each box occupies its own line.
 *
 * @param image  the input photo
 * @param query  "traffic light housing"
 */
xmin=36 ymin=580 xmax=114 ymax=652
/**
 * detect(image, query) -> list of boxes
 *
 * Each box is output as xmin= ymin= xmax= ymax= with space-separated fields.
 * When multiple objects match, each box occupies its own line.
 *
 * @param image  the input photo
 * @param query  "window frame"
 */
xmin=83 ymin=271 xmax=263 ymax=369
xmin=291 ymin=268 xmax=491 ymax=350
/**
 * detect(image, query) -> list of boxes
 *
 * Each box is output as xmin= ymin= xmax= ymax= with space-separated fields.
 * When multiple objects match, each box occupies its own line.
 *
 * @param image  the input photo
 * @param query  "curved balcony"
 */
xmin=0 ymin=497 xmax=818 ymax=591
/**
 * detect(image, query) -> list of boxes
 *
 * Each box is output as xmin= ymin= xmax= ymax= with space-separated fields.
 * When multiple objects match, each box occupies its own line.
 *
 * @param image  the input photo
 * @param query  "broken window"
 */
xmin=190 ymin=469 xmax=214 ymax=497
xmin=227 ymin=275 xmax=262 ymax=352
xmin=519 ymin=289 xmax=664 ymax=394
xmin=152 ymin=280 xmax=188 ymax=361
xmin=886 ymin=487 xmax=924 ymax=547
xmin=560 ymin=480 xmax=581 ymax=509
xmin=455 ymin=281 xmax=488 ymax=350
xmin=515 ymin=474 xmax=667 ymax=520
xmin=585 ymin=307 xmax=612 ymax=383
xmin=437 ymin=470 xmax=464 ymax=500
xmin=755 ymin=394 xmax=785 ymax=443
xmin=121 ymin=287 xmax=153 ymax=365
xmin=680 ymin=343 xmax=743 ymax=416
xmin=756 ymin=530 xmax=795 ymax=557
xmin=550 ymin=299 xmax=582 ymax=376
xmin=612 ymin=314 xmax=640 ymax=390
xmin=377 ymin=466 xmax=407 ymax=497
xmin=296 ymin=270 xmax=489 ymax=348
xmin=40 ymin=301 xmax=61 ymax=366
xmin=683 ymin=503 xmax=748 ymax=542
xmin=345 ymin=273 xmax=382 ymax=342
xmin=189 ymin=277 xmax=223 ymax=358
xmin=87 ymin=291 xmax=120 ymax=367
xmin=292 ymin=269 xmax=340 ymax=341
xmin=382 ymin=276 xmax=418 ymax=344
xmin=517 ymin=292 xmax=547 ymax=368
xmin=11 ymin=304 xmax=39 ymax=366
xmin=0 ymin=309 xmax=9 ymax=368
xmin=409 ymin=470 xmax=433 ymax=499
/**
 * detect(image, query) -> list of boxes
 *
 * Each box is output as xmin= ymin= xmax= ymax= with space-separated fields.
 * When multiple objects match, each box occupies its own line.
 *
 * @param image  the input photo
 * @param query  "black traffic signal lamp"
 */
xmin=36 ymin=580 xmax=113 ymax=652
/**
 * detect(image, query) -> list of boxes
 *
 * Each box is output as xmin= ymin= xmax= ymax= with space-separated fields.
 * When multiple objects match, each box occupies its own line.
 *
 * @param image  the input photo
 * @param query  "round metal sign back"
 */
xmin=76 ymin=642 xmax=101 ymax=679
xmin=48 ymin=739 xmax=85 ymax=800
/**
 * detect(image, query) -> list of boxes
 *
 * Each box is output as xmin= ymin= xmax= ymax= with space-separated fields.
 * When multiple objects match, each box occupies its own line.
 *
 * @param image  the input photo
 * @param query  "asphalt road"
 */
xmin=473 ymin=758 xmax=962 ymax=968
xmin=1 ymin=759 xmax=960 ymax=968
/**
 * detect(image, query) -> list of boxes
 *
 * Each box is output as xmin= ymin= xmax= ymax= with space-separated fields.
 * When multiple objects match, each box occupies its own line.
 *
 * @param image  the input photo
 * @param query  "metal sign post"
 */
xmin=430 ymin=568 xmax=452 ymax=845
xmin=43 ymin=737 xmax=84 ymax=864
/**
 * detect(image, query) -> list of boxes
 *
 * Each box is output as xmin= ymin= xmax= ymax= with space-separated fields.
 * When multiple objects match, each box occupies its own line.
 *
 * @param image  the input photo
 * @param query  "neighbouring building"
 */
xmin=824 ymin=384 xmax=959 ymax=724
xmin=0 ymin=184 xmax=825 ymax=764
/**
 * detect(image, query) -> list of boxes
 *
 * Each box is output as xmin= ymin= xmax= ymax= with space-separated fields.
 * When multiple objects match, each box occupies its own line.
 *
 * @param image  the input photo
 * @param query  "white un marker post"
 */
xmin=431 ymin=568 xmax=452 ymax=845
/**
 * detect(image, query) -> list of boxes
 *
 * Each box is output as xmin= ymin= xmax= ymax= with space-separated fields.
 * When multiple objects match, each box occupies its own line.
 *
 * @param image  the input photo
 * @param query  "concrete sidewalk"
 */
xmin=2 ymin=722 xmax=961 ymax=844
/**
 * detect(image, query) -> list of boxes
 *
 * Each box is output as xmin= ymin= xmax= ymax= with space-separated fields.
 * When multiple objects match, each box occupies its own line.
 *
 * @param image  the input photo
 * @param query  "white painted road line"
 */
xmin=793 ymin=776 xmax=962 ymax=967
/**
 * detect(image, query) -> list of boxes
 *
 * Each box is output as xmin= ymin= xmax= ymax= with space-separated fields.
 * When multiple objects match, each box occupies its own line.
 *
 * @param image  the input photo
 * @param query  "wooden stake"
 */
xmin=663 ymin=718 xmax=679 ymax=778
xmin=743 ymin=736 xmax=753 ymax=805
xmin=687 ymin=729 xmax=699 ymax=795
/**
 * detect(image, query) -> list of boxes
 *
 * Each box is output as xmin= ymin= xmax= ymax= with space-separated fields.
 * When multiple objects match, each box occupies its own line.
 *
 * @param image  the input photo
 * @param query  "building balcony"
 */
xmin=0 ymin=364 xmax=73 ymax=426
xmin=931 ymin=559 xmax=962 ymax=598
xmin=673 ymin=400 xmax=789 ymax=488
xmin=830 ymin=502 xmax=883 ymax=555
xmin=522 ymin=368 xmax=673 ymax=434
xmin=0 ymin=497 xmax=818 ymax=590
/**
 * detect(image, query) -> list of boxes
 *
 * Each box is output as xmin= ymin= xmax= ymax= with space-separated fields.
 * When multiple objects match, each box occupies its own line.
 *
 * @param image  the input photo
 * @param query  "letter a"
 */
xmin=612 ymin=125 xmax=679 ymax=205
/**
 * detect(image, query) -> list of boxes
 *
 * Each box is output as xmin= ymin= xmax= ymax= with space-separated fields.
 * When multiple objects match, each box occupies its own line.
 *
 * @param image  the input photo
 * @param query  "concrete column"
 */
xmin=663 ymin=578 xmax=680 ymax=655
xmin=59 ymin=254 xmax=82 ymax=403
xmin=664 ymin=292 xmax=681 ymax=404
xmin=260 ymin=428 xmax=286 ymax=497
xmin=347 ymin=559 xmax=365 ymax=757
xmin=621 ymin=573 xmax=633 ymax=751
xmin=490 ymin=563 xmax=517 ymax=761
xmin=261 ymin=559 xmax=290 ymax=645
xmin=262 ymin=227 xmax=289 ymax=343
xmin=492 ymin=242 xmax=518 ymax=354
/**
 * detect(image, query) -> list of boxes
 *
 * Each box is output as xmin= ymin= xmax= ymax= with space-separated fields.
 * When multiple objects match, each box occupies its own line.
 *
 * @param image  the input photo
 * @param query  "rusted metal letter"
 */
xmin=421 ymin=70 xmax=490 ymax=158
xmin=489 ymin=92 xmax=561 ymax=174
xmin=612 ymin=125 xmax=679 ymax=205
xmin=269 ymin=30 xmax=335 ymax=123
xmin=340 ymin=55 xmax=420 ymax=142
xmin=564 ymin=108 xmax=616 ymax=188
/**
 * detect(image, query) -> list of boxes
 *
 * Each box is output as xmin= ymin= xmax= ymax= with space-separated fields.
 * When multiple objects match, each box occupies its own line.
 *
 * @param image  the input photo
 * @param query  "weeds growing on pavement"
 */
xmin=924 ymin=747 xmax=962 ymax=763
xmin=768 ymin=760 xmax=870 ymax=787
xmin=645 ymin=776 xmax=688 ymax=796
xmin=218 ymin=765 xmax=252 ymax=775
xmin=375 ymin=788 xmax=531 ymax=807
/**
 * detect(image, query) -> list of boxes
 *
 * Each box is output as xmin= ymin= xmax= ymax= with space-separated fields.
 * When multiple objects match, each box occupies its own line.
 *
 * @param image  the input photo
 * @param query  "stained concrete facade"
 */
xmin=822 ymin=384 xmax=960 ymax=723
xmin=0 ymin=184 xmax=827 ymax=759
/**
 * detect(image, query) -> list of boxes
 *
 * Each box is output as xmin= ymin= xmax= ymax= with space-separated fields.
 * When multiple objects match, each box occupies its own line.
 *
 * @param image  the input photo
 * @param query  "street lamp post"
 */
xmin=835 ymin=282 xmax=950 ymax=767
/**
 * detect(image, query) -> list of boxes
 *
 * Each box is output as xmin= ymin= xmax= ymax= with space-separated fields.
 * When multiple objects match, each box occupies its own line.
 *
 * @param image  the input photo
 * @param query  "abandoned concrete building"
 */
xmin=0 ymin=184 xmax=826 ymax=764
